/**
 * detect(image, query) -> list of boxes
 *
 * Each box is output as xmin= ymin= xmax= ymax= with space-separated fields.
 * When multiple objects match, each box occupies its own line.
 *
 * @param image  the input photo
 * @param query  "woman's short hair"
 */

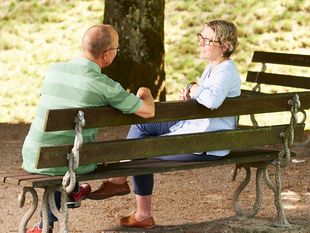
xmin=206 ymin=20 xmax=239 ymax=58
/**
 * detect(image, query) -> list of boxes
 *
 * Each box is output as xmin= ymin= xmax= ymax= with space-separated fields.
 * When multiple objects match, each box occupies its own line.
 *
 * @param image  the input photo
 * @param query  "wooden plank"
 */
xmin=3 ymin=173 xmax=50 ymax=185
xmin=18 ymin=175 xmax=64 ymax=187
xmin=8 ymin=149 xmax=295 ymax=188
xmin=44 ymin=92 xmax=310 ymax=131
xmin=75 ymin=150 xmax=279 ymax=180
xmin=246 ymin=71 xmax=310 ymax=89
xmin=0 ymin=169 xmax=27 ymax=183
xmin=22 ymin=148 xmax=280 ymax=188
xmin=252 ymin=51 xmax=310 ymax=67
xmin=36 ymin=123 xmax=305 ymax=169
xmin=241 ymin=90 xmax=269 ymax=97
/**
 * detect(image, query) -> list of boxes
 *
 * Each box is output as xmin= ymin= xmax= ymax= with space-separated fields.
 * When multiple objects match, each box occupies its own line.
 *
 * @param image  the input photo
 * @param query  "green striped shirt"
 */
xmin=22 ymin=57 xmax=142 ymax=175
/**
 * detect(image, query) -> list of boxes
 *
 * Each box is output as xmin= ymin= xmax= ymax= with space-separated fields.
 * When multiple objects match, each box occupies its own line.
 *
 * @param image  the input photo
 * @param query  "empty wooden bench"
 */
xmin=2 ymin=92 xmax=310 ymax=233
xmin=243 ymin=51 xmax=310 ymax=128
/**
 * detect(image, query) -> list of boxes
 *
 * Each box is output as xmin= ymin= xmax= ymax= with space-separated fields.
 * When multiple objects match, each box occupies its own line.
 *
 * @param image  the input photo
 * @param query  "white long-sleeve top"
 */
xmin=168 ymin=60 xmax=241 ymax=156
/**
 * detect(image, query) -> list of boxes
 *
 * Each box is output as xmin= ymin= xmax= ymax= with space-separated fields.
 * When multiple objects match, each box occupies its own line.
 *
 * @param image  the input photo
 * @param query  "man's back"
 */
xmin=22 ymin=57 xmax=142 ymax=175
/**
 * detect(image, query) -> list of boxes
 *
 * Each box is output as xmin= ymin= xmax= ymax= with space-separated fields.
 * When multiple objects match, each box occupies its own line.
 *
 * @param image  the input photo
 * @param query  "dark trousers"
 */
xmin=127 ymin=122 xmax=222 ymax=196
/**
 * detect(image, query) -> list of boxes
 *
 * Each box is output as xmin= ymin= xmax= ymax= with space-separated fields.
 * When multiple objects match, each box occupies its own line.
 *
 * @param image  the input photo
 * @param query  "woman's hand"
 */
xmin=179 ymin=82 xmax=198 ymax=100
xmin=179 ymin=87 xmax=191 ymax=100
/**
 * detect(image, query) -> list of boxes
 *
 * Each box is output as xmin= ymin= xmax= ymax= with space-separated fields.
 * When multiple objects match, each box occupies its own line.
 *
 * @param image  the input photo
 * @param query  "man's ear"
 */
xmin=101 ymin=51 xmax=108 ymax=61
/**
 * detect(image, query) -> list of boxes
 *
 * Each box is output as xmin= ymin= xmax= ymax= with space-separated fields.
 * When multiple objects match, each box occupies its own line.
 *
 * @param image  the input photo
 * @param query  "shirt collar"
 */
xmin=71 ymin=57 xmax=101 ymax=73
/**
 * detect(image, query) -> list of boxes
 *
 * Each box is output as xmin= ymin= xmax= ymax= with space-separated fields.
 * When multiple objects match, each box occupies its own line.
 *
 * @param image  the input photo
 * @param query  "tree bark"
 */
xmin=103 ymin=0 xmax=165 ymax=100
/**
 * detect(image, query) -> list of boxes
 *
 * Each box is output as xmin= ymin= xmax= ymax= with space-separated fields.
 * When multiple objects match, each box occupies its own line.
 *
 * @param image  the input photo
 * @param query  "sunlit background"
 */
xmin=1 ymin=0 xmax=309 ymax=124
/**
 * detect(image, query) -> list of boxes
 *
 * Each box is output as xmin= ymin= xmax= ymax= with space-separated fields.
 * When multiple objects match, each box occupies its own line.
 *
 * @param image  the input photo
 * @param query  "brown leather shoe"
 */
xmin=87 ymin=181 xmax=130 ymax=200
xmin=120 ymin=212 xmax=155 ymax=229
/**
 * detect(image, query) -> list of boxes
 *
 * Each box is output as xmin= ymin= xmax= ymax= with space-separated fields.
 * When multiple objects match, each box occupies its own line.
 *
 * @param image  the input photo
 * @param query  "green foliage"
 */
xmin=165 ymin=0 xmax=310 ymax=112
xmin=0 ymin=0 xmax=309 ymax=123
xmin=0 ymin=0 xmax=104 ymax=123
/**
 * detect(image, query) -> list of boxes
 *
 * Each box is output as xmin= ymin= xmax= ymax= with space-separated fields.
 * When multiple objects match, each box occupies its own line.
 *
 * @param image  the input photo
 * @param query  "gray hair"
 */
xmin=82 ymin=24 xmax=116 ymax=59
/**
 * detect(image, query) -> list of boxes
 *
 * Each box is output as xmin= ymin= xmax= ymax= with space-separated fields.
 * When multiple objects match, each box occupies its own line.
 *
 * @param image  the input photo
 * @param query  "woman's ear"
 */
xmin=221 ymin=44 xmax=231 ymax=56
xmin=221 ymin=43 xmax=230 ymax=52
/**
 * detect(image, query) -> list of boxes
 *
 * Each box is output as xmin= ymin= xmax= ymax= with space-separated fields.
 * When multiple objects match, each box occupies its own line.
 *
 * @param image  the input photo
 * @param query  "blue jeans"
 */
xmin=127 ymin=121 xmax=223 ymax=196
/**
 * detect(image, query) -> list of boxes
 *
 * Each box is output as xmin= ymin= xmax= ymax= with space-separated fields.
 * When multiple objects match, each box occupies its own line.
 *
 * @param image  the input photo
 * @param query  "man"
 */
xmin=24 ymin=24 xmax=155 ymax=233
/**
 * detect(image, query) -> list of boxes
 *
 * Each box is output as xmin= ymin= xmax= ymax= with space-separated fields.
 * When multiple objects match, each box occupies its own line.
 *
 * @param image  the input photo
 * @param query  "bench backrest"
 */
xmin=35 ymin=92 xmax=310 ymax=169
xmin=246 ymin=51 xmax=310 ymax=90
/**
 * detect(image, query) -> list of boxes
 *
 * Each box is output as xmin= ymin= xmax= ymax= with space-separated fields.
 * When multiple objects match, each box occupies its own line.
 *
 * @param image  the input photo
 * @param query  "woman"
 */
xmin=88 ymin=19 xmax=241 ymax=229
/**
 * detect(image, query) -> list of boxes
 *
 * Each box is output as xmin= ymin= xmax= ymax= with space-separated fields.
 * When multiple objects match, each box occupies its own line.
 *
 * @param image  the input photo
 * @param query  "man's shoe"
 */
xmin=120 ymin=212 xmax=155 ymax=229
xmin=26 ymin=224 xmax=53 ymax=233
xmin=88 ymin=181 xmax=130 ymax=200
xmin=67 ymin=183 xmax=91 ymax=208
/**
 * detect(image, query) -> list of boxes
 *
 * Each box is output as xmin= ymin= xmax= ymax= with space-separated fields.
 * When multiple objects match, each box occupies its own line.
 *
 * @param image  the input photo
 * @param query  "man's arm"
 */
xmin=134 ymin=87 xmax=155 ymax=118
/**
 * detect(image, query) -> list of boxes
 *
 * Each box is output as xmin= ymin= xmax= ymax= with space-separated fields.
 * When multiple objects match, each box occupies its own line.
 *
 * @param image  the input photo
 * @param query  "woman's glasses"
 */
xmin=197 ymin=34 xmax=221 ymax=46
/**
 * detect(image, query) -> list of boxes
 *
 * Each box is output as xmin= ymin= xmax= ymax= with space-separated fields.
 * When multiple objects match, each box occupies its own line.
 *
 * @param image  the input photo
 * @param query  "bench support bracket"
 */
xmin=18 ymin=186 xmax=68 ymax=233
xmin=18 ymin=187 xmax=38 ymax=233
xmin=42 ymin=187 xmax=69 ymax=233
xmin=232 ymin=162 xmax=290 ymax=227
xmin=232 ymin=163 xmax=264 ymax=219
xmin=264 ymin=164 xmax=289 ymax=227
xmin=232 ymin=94 xmax=301 ymax=227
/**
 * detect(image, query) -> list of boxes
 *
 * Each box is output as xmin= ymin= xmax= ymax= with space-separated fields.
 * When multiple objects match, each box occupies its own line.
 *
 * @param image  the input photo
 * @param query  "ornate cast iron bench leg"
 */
xmin=18 ymin=187 xmax=38 ymax=233
xmin=264 ymin=161 xmax=289 ymax=227
xmin=232 ymin=94 xmax=302 ymax=227
xmin=232 ymin=163 xmax=264 ymax=219
xmin=18 ymin=186 xmax=68 ymax=233
xmin=42 ymin=187 xmax=69 ymax=233
xmin=232 ymin=161 xmax=290 ymax=227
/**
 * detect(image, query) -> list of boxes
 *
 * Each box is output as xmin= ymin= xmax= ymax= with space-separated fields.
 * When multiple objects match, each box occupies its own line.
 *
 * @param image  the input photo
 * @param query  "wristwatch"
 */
xmin=186 ymin=83 xmax=193 ymax=90
xmin=186 ymin=82 xmax=196 ymax=91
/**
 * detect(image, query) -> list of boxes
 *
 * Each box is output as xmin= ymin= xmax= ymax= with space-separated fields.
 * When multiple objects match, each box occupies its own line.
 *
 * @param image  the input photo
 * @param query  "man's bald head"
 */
xmin=82 ymin=24 xmax=118 ymax=59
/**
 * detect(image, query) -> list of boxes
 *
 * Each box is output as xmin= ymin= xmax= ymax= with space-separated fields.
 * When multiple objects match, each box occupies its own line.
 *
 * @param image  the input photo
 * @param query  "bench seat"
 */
xmin=2 ymin=148 xmax=282 ymax=188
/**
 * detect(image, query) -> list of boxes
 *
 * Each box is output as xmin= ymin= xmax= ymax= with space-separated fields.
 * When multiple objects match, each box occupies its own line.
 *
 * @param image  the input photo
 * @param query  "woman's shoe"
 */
xmin=120 ymin=212 xmax=155 ymax=229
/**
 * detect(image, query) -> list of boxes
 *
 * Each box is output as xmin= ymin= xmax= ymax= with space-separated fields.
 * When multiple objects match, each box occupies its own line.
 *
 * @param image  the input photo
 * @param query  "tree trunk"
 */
xmin=103 ymin=0 xmax=165 ymax=100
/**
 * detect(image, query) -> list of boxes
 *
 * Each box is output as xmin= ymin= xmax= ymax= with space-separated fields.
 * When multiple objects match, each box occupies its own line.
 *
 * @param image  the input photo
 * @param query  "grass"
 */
xmin=0 ymin=0 xmax=310 ymax=125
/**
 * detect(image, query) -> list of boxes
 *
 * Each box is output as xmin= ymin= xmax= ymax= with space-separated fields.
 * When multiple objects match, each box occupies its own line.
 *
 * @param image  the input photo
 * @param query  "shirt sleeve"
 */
xmin=193 ymin=68 xmax=240 ymax=109
xmin=107 ymin=82 xmax=143 ymax=114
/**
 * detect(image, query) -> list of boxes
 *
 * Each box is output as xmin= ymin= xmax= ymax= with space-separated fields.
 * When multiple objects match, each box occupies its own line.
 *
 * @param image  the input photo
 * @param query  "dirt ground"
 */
xmin=0 ymin=123 xmax=309 ymax=233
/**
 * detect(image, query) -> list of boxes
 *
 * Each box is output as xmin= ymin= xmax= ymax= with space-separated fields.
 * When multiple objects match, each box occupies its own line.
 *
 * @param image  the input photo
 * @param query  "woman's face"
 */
xmin=198 ymin=26 xmax=225 ymax=61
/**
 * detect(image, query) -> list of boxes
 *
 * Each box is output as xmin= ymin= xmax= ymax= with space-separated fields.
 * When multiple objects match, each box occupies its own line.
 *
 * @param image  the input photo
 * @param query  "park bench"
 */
xmin=2 ymin=91 xmax=310 ymax=233
xmin=242 ymin=51 xmax=310 ymax=128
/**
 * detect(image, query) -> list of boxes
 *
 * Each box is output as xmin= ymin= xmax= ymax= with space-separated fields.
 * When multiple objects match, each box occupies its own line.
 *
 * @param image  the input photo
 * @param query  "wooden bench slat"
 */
xmin=4 ymin=174 xmax=51 ymax=185
xmin=246 ymin=71 xmax=310 ymax=89
xmin=17 ymin=176 xmax=64 ymax=187
xmin=252 ymin=51 xmax=310 ymax=67
xmin=18 ymin=148 xmax=279 ymax=188
xmin=36 ymin=123 xmax=304 ymax=169
xmin=44 ymin=92 xmax=310 ymax=131
xmin=240 ymin=90 xmax=269 ymax=97
xmin=0 ymin=169 xmax=29 ymax=182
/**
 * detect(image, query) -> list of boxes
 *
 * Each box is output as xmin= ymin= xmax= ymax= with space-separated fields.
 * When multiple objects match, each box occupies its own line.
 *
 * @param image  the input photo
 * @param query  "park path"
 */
xmin=0 ymin=123 xmax=309 ymax=233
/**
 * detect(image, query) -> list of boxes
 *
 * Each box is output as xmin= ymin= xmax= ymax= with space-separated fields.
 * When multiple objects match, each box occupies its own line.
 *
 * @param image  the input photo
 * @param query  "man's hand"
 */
xmin=134 ymin=87 xmax=155 ymax=118
xmin=136 ymin=87 xmax=152 ymax=99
